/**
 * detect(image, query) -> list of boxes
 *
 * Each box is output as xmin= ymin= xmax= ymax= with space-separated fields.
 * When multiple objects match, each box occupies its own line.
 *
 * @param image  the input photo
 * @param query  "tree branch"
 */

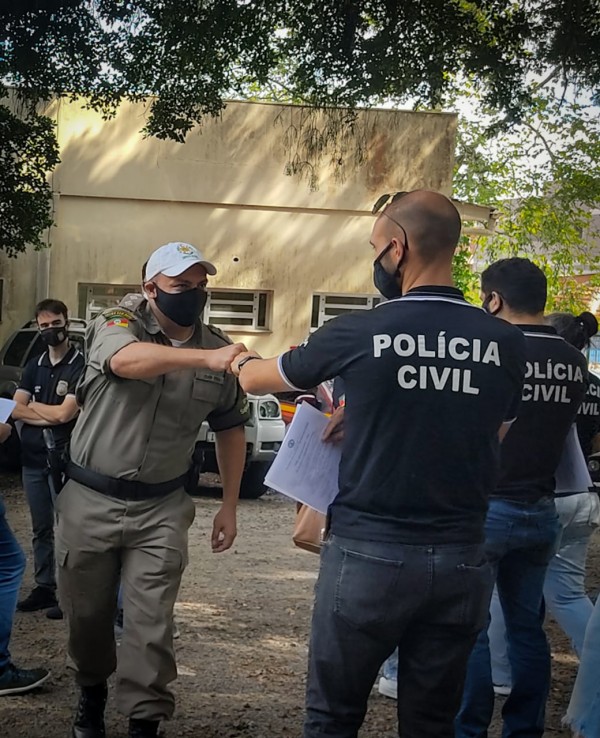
xmin=520 ymin=120 xmax=558 ymax=164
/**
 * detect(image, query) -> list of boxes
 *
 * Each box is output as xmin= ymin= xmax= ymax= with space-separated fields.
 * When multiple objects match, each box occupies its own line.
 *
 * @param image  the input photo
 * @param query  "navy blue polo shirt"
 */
xmin=279 ymin=286 xmax=527 ymax=545
xmin=493 ymin=325 xmax=588 ymax=501
xmin=576 ymin=372 xmax=600 ymax=459
xmin=18 ymin=345 xmax=85 ymax=468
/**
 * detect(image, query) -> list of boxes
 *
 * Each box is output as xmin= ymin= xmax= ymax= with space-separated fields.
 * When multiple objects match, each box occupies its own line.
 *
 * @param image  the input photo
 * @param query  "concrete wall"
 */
xmin=0 ymin=98 xmax=457 ymax=354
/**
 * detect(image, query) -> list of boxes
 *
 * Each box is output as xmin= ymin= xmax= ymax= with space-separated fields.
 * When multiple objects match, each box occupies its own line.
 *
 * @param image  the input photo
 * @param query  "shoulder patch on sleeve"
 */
xmin=206 ymin=324 xmax=233 ymax=345
xmin=101 ymin=308 xmax=137 ymax=323
xmin=106 ymin=318 xmax=130 ymax=329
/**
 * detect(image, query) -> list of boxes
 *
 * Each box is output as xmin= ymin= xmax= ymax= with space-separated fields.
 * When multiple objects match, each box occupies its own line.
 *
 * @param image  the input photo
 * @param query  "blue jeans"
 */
xmin=382 ymin=648 xmax=398 ymax=681
xmin=0 ymin=497 xmax=27 ymax=671
xmin=305 ymin=535 xmax=492 ymax=738
xmin=545 ymin=493 xmax=599 ymax=654
xmin=455 ymin=497 xmax=560 ymax=738
xmin=564 ymin=594 xmax=600 ymax=736
xmin=488 ymin=587 xmax=512 ymax=687
xmin=489 ymin=492 xmax=600 ymax=686
xmin=22 ymin=466 xmax=56 ymax=591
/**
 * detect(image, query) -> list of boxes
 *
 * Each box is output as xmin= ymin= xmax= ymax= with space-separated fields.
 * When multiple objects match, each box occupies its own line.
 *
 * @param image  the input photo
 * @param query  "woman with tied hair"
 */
xmin=545 ymin=312 xmax=600 ymax=650
xmin=551 ymin=311 xmax=600 ymax=738
xmin=489 ymin=311 xmax=600 ymax=695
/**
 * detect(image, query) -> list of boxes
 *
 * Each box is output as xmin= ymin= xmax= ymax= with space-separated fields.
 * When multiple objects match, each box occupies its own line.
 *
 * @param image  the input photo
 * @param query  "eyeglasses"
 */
xmin=372 ymin=191 xmax=408 ymax=214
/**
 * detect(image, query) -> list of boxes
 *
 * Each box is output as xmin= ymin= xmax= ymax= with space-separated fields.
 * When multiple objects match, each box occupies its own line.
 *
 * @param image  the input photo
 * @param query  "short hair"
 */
xmin=481 ymin=258 xmax=547 ymax=314
xmin=35 ymin=299 xmax=68 ymax=320
xmin=546 ymin=311 xmax=598 ymax=350
xmin=142 ymin=261 xmax=148 ymax=281
xmin=381 ymin=190 xmax=462 ymax=261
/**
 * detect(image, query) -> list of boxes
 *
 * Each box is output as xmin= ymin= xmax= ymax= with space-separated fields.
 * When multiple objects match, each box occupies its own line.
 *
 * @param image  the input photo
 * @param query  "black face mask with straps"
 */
xmin=154 ymin=285 xmax=207 ymax=327
xmin=40 ymin=326 xmax=68 ymax=347
xmin=373 ymin=242 xmax=404 ymax=299
xmin=482 ymin=293 xmax=502 ymax=316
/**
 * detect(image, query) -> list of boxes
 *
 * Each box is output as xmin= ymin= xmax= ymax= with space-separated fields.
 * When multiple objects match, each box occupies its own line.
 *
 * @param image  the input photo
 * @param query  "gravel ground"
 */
xmin=1 ymin=473 xmax=597 ymax=737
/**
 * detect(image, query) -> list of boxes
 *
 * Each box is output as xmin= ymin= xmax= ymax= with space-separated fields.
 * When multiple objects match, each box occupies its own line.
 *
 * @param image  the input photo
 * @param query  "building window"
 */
xmin=78 ymin=284 xmax=138 ymax=321
xmin=204 ymin=289 xmax=272 ymax=332
xmin=79 ymin=284 xmax=272 ymax=332
xmin=310 ymin=293 xmax=382 ymax=330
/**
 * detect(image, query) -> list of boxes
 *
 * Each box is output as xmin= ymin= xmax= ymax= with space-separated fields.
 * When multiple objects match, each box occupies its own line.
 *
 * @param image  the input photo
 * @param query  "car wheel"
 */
xmin=239 ymin=461 xmax=271 ymax=499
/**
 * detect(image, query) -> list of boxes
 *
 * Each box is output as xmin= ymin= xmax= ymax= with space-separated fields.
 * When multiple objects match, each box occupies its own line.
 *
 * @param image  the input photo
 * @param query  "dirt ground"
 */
xmin=2 ymin=473 xmax=598 ymax=738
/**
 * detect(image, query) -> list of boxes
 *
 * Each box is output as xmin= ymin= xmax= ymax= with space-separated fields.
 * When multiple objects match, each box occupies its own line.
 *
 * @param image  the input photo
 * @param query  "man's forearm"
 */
xmin=215 ymin=425 xmax=247 ymax=506
xmin=29 ymin=402 xmax=78 ymax=425
xmin=110 ymin=343 xmax=210 ymax=379
xmin=237 ymin=357 xmax=293 ymax=395
xmin=110 ymin=341 xmax=244 ymax=379
xmin=11 ymin=403 xmax=50 ymax=425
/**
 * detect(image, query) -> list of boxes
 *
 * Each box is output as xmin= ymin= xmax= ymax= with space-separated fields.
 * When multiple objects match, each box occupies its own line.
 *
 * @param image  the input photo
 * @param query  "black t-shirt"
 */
xmin=493 ymin=325 xmax=588 ymax=501
xmin=279 ymin=286 xmax=527 ymax=545
xmin=18 ymin=345 xmax=85 ymax=468
xmin=576 ymin=372 xmax=600 ymax=459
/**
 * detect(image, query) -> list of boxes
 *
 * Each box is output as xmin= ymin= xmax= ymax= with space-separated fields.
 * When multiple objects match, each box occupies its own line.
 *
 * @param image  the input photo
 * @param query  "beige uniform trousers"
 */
xmin=55 ymin=480 xmax=196 ymax=721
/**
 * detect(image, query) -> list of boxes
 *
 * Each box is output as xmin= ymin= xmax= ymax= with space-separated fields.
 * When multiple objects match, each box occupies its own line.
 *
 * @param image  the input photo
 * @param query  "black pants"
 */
xmin=304 ymin=535 xmax=493 ymax=738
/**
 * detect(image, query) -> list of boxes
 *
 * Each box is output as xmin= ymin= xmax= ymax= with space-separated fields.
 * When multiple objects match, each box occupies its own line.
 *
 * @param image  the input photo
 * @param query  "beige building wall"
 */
xmin=0 ymin=98 xmax=457 ymax=354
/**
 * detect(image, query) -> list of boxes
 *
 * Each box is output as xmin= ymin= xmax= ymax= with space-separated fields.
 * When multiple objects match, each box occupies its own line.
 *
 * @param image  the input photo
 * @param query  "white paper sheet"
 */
xmin=0 ymin=398 xmax=16 ymax=424
xmin=555 ymin=424 xmax=593 ymax=493
xmin=265 ymin=402 xmax=341 ymax=514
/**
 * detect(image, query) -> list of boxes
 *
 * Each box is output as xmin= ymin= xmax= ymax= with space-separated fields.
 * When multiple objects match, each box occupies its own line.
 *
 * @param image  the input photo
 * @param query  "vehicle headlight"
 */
xmin=258 ymin=400 xmax=281 ymax=419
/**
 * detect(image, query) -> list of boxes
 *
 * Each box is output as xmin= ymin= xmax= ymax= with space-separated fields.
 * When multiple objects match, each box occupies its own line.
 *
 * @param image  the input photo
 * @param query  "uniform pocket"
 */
xmin=56 ymin=546 xmax=69 ymax=569
xmin=181 ymin=373 xmax=224 ymax=431
xmin=333 ymin=549 xmax=404 ymax=633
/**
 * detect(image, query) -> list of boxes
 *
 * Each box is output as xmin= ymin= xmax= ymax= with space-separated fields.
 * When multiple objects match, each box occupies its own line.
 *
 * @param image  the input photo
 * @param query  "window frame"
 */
xmin=78 ymin=283 xmax=139 ymax=321
xmin=310 ymin=292 xmax=383 ymax=331
xmin=78 ymin=282 xmax=273 ymax=333
xmin=203 ymin=288 xmax=272 ymax=333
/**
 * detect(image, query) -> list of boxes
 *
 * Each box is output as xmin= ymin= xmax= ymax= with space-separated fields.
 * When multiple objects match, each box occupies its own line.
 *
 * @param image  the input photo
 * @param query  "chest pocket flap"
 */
xmin=192 ymin=370 xmax=225 ymax=405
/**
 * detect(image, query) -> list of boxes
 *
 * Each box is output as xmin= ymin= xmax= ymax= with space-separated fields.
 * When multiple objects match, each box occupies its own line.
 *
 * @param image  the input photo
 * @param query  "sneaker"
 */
xmin=0 ymin=663 xmax=50 ymax=696
xmin=493 ymin=683 xmax=512 ymax=697
xmin=17 ymin=586 xmax=57 ymax=612
xmin=46 ymin=605 xmax=63 ymax=620
xmin=378 ymin=676 xmax=398 ymax=699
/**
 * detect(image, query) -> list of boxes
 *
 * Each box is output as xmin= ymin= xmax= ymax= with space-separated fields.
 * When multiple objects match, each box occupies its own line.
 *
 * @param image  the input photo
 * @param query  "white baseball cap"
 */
xmin=145 ymin=242 xmax=217 ymax=281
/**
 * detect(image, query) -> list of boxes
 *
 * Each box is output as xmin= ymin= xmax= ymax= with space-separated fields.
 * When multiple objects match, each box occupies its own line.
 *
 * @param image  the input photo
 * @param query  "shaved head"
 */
xmin=379 ymin=190 xmax=462 ymax=263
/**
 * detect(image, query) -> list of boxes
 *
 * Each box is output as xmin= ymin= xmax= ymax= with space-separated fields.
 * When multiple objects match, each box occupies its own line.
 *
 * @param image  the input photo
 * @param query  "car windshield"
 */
xmin=3 ymin=329 xmax=86 ymax=368
xmin=3 ymin=332 xmax=35 ymax=367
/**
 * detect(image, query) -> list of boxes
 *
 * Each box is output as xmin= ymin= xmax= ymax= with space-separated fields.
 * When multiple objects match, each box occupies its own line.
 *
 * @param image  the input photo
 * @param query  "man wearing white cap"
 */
xmin=57 ymin=242 xmax=249 ymax=738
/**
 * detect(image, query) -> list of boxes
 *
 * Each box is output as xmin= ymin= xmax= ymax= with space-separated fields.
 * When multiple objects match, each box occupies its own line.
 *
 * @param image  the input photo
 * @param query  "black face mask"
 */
xmin=154 ymin=285 xmax=207 ymax=327
xmin=40 ymin=326 xmax=68 ymax=347
xmin=482 ymin=293 xmax=502 ymax=316
xmin=373 ymin=242 xmax=404 ymax=300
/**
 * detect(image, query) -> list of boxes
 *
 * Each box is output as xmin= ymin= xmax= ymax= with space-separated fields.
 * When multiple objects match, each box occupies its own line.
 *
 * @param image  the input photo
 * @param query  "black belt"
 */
xmin=66 ymin=462 xmax=189 ymax=501
xmin=489 ymin=495 xmax=554 ymax=505
xmin=555 ymin=489 xmax=598 ymax=498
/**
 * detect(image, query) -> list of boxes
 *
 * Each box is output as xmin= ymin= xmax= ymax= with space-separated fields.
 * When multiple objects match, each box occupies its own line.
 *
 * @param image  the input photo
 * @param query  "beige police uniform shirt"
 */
xmin=69 ymin=294 xmax=250 ymax=483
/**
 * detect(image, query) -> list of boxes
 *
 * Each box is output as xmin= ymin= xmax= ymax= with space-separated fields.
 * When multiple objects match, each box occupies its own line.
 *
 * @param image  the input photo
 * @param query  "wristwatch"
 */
xmin=237 ymin=355 xmax=261 ymax=371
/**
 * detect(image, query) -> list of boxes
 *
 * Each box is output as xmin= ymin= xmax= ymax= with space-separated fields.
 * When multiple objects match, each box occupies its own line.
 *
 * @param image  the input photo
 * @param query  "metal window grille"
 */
xmin=80 ymin=284 xmax=272 ymax=332
xmin=205 ymin=290 xmax=271 ymax=331
xmin=79 ymin=284 xmax=138 ymax=321
xmin=310 ymin=293 xmax=382 ymax=330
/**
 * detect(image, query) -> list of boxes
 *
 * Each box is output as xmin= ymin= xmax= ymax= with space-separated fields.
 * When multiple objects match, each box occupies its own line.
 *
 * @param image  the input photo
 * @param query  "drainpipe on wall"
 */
xmin=35 ymin=190 xmax=58 ymax=302
xmin=35 ymin=248 xmax=51 ymax=302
